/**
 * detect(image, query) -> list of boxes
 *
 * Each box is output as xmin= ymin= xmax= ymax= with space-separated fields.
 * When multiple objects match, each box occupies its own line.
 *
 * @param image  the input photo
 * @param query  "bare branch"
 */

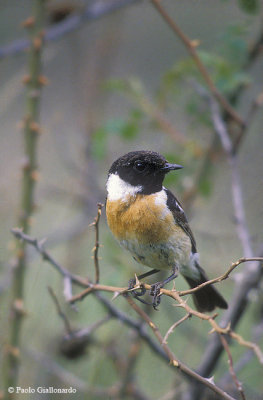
xmin=220 ymin=335 xmax=246 ymax=400
xmin=0 ymin=0 xmax=141 ymax=59
xmin=10 ymin=228 xmax=169 ymax=363
xmin=163 ymin=313 xmax=191 ymax=344
xmin=11 ymin=227 xmax=263 ymax=367
xmin=150 ymin=0 xmax=244 ymax=127
xmin=48 ymin=286 xmax=72 ymax=334
xmin=195 ymin=84 xmax=253 ymax=258
xmin=11 ymin=228 xmax=89 ymax=288
xmin=126 ymin=295 xmax=236 ymax=400
xmin=178 ymin=257 xmax=263 ymax=296
xmin=89 ymin=203 xmax=103 ymax=283
xmin=11 ymin=227 xmax=263 ymax=400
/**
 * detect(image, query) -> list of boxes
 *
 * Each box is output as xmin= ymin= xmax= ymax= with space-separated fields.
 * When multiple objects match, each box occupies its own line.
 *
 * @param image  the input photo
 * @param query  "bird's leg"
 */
xmin=150 ymin=265 xmax=178 ymax=310
xmin=128 ymin=269 xmax=160 ymax=298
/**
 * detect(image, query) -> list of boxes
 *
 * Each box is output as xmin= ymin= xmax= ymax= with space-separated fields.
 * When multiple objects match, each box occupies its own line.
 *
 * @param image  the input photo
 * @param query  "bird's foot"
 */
xmin=150 ymin=283 xmax=163 ymax=310
xmin=127 ymin=278 xmax=152 ymax=305
xmin=128 ymin=277 xmax=146 ymax=297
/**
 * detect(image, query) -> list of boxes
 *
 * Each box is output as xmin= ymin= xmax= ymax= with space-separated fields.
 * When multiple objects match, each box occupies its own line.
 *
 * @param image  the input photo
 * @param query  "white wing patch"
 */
xmin=106 ymin=173 xmax=142 ymax=201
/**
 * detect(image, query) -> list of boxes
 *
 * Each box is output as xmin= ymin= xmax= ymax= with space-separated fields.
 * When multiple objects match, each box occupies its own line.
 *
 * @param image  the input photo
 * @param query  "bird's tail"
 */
xmin=183 ymin=263 xmax=228 ymax=312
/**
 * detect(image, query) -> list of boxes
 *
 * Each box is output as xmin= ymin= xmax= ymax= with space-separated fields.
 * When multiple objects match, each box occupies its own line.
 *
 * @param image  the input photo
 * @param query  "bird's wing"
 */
xmin=164 ymin=188 xmax=197 ymax=253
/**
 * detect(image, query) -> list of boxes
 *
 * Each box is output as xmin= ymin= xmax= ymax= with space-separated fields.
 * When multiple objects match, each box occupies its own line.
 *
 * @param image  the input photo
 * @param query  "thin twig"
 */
xmin=163 ymin=313 xmax=191 ymax=344
xmin=220 ymin=335 xmax=246 ymax=400
xmin=178 ymin=257 xmax=263 ymax=296
xmin=89 ymin=203 xmax=103 ymax=283
xmin=48 ymin=286 xmax=72 ymax=334
xmin=150 ymin=0 xmax=244 ymax=127
xmin=11 ymin=228 xmax=89 ymax=288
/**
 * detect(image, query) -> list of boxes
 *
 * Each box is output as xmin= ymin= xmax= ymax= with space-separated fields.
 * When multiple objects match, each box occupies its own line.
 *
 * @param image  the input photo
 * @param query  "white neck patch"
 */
xmin=106 ymin=173 xmax=142 ymax=201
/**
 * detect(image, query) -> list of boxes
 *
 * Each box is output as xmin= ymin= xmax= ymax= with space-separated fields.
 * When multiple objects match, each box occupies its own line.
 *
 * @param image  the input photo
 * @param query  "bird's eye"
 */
xmin=134 ymin=160 xmax=147 ymax=172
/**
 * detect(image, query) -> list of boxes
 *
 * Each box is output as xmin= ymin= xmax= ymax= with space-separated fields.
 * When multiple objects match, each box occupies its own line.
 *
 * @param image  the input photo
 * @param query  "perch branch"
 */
xmin=178 ymin=257 xmax=263 ymax=296
xmin=11 ymin=224 xmax=263 ymax=400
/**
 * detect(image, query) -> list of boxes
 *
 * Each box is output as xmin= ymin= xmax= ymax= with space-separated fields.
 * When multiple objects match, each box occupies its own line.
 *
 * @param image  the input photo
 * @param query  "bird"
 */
xmin=105 ymin=150 xmax=228 ymax=312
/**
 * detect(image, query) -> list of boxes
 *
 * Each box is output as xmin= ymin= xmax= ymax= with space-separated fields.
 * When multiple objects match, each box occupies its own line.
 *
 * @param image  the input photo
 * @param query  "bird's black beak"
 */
xmin=161 ymin=162 xmax=183 ymax=173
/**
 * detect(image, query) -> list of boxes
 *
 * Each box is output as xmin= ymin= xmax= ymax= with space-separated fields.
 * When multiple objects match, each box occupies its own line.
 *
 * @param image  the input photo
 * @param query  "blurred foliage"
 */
xmin=160 ymin=25 xmax=251 ymax=104
xmin=91 ymin=109 xmax=142 ymax=160
xmin=237 ymin=0 xmax=260 ymax=14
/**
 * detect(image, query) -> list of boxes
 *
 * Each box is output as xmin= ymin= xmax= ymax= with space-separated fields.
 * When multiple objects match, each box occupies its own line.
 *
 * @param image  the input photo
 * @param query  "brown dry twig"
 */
xmin=11 ymin=226 xmax=263 ymax=368
xmin=163 ymin=313 xmax=192 ymax=345
xmin=220 ymin=335 xmax=246 ymax=400
xmin=89 ymin=203 xmax=103 ymax=283
xmin=178 ymin=257 xmax=263 ymax=296
xmin=9 ymin=228 xmax=235 ymax=398
xmin=11 ymin=227 xmax=263 ymax=399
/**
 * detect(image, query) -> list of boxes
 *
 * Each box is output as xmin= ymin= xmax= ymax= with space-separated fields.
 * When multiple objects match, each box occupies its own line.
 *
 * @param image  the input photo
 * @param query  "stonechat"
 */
xmin=106 ymin=150 xmax=228 ymax=312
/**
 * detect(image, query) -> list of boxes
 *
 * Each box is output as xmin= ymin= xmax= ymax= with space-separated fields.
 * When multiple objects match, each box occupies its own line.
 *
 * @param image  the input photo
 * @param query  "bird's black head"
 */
xmin=108 ymin=151 xmax=183 ymax=194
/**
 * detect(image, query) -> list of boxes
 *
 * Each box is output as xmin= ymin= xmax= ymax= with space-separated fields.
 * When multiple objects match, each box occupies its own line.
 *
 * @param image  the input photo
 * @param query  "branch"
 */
xmin=219 ymin=335 xmax=246 ymax=400
xmin=89 ymin=203 xmax=103 ymax=283
xmin=4 ymin=2 xmax=46 ymax=395
xmin=163 ymin=313 xmax=192 ymax=345
xmin=48 ymin=286 xmax=72 ymax=334
xmin=11 ymin=228 xmax=263 ymax=400
xmin=150 ymin=0 xmax=244 ymax=127
xmin=178 ymin=257 xmax=263 ymax=296
xmin=126 ymin=296 xmax=236 ymax=400
xmin=11 ymin=227 xmax=263 ymax=368
xmin=11 ymin=228 xmax=89 ymax=288
xmin=10 ymin=228 xmax=168 ymax=363
xmin=0 ymin=0 xmax=141 ymax=60
xmin=195 ymin=83 xmax=253 ymax=257
xmin=185 ymin=84 xmax=263 ymax=400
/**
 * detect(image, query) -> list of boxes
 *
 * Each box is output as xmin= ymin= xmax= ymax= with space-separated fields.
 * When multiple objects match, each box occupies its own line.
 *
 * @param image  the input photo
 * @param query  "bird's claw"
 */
xmin=150 ymin=283 xmax=162 ymax=310
xmin=128 ymin=278 xmax=146 ymax=297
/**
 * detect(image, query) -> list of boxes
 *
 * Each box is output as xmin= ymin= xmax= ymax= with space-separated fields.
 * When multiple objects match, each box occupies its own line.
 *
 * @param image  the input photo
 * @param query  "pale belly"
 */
xmin=119 ymin=234 xmax=191 ymax=271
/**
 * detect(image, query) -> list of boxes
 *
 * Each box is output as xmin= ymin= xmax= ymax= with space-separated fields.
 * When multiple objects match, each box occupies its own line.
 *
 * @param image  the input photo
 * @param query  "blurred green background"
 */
xmin=0 ymin=0 xmax=263 ymax=399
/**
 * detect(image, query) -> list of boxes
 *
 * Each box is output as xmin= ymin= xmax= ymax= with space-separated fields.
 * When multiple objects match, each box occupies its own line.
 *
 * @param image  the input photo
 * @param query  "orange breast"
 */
xmin=106 ymin=194 xmax=183 ymax=244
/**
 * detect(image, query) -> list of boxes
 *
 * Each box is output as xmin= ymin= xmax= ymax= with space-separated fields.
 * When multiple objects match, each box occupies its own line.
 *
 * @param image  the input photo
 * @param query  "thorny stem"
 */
xmin=11 ymin=227 xmax=263 ymax=399
xmin=10 ymin=228 xmax=263 ymax=368
xmin=4 ymin=1 xmax=46 ymax=395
